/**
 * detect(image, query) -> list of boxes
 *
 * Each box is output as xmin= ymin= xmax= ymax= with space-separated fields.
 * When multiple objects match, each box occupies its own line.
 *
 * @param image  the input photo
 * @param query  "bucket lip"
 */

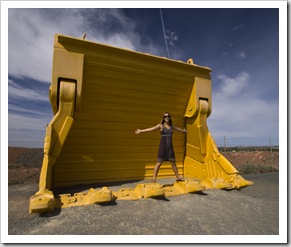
xmin=55 ymin=33 xmax=212 ymax=74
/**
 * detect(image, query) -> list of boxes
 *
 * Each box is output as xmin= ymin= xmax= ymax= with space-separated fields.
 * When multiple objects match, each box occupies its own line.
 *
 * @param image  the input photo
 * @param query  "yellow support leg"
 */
xmin=184 ymin=99 xmax=253 ymax=189
xmin=29 ymin=80 xmax=77 ymax=213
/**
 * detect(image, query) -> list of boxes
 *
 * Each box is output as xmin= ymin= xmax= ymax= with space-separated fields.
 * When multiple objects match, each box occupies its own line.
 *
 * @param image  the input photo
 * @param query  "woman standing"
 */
xmin=135 ymin=112 xmax=187 ymax=183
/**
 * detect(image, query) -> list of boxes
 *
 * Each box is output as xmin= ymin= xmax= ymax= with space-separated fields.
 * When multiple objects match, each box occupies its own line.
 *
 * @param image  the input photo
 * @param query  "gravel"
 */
xmin=6 ymin=172 xmax=280 ymax=243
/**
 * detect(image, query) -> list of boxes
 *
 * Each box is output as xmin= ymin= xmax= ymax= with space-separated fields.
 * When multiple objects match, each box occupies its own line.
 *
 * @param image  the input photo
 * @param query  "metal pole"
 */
xmin=269 ymin=137 xmax=274 ymax=172
xmin=224 ymin=136 xmax=226 ymax=155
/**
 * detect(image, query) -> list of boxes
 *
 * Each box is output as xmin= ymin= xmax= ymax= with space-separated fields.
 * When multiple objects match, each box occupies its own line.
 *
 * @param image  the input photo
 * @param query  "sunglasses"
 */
xmin=164 ymin=115 xmax=170 ymax=118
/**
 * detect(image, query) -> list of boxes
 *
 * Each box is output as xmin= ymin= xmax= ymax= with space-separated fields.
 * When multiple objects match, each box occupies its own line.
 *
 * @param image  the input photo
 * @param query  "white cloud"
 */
xmin=165 ymin=30 xmax=178 ymax=47
xmin=216 ymin=71 xmax=249 ymax=98
xmin=9 ymin=9 xmax=58 ymax=82
xmin=208 ymin=71 xmax=278 ymax=144
xmin=97 ymin=32 xmax=136 ymax=51
xmin=237 ymin=51 xmax=247 ymax=60
xmin=8 ymin=9 xmax=161 ymax=83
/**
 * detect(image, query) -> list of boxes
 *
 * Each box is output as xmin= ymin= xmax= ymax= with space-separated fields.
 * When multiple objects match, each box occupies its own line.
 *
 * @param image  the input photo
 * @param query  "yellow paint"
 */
xmin=29 ymin=34 xmax=253 ymax=214
xmin=52 ymin=180 xmax=206 ymax=209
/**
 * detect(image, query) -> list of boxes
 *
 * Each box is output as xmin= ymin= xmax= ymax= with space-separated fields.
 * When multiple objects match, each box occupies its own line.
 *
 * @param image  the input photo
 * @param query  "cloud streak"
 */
xmin=8 ymin=79 xmax=48 ymax=102
xmin=8 ymin=9 xmax=163 ymax=83
xmin=230 ymin=24 xmax=244 ymax=31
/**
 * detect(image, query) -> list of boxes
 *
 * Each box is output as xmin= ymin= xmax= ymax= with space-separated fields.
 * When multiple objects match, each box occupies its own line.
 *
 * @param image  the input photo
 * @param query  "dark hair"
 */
xmin=161 ymin=112 xmax=172 ymax=126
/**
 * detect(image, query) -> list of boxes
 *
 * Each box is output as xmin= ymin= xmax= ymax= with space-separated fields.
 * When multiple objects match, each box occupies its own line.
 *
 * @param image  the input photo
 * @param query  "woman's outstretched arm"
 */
xmin=173 ymin=125 xmax=187 ymax=133
xmin=135 ymin=124 xmax=161 ymax=134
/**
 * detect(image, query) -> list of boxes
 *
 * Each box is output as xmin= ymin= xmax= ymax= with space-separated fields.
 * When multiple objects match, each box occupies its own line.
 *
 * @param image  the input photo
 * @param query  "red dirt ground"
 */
xmin=8 ymin=147 xmax=279 ymax=185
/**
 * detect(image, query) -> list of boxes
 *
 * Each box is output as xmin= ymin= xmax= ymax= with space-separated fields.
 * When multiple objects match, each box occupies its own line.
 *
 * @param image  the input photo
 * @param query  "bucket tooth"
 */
xmin=114 ymin=188 xmax=138 ymax=200
xmin=215 ymin=180 xmax=234 ymax=190
xmin=114 ymin=183 xmax=165 ymax=200
xmin=55 ymin=187 xmax=114 ymax=209
xmin=199 ymin=178 xmax=213 ymax=189
xmin=233 ymin=175 xmax=254 ymax=189
xmin=29 ymin=190 xmax=54 ymax=214
xmin=200 ymin=178 xmax=233 ymax=190
xmin=184 ymin=180 xmax=206 ymax=193
xmin=162 ymin=180 xmax=205 ymax=197
xmin=91 ymin=187 xmax=113 ymax=204
xmin=134 ymin=183 xmax=165 ymax=199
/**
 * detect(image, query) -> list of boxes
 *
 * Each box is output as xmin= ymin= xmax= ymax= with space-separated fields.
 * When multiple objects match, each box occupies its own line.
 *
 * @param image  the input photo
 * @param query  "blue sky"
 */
xmin=3 ymin=2 xmax=287 ymax=148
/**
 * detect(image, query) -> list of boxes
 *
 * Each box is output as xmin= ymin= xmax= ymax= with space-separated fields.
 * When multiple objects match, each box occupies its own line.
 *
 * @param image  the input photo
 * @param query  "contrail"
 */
xmin=159 ymin=8 xmax=170 ymax=58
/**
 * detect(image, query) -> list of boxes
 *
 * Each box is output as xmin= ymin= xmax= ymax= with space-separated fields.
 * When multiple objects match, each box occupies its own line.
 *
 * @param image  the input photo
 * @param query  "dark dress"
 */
xmin=157 ymin=126 xmax=175 ymax=162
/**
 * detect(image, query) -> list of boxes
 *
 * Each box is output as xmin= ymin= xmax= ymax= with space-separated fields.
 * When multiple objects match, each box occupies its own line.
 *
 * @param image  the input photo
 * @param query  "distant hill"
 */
xmin=8 ymin=147 xmax=43 ymax=168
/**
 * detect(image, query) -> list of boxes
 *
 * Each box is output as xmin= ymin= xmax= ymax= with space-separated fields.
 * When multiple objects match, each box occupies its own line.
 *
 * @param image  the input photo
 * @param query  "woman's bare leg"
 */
xmin=153 ymin=162 xmax=162 ymax=183
xmin=170 ymin=161 xmax=184 ymax=180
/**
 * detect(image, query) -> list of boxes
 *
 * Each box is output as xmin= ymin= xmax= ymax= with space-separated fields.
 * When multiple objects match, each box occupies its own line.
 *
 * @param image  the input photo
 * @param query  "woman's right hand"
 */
xmin=135 ymin=129 xmax=141 ymax=134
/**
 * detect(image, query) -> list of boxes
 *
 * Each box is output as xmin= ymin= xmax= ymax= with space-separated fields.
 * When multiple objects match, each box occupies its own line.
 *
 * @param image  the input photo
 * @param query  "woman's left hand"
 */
xmin=135 ymin=129 xmax=141 ymax=134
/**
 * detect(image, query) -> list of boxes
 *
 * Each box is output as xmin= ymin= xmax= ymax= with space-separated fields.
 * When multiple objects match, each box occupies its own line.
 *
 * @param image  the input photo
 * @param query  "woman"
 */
xmin=135 ymin=112 xmax=187 ymax=183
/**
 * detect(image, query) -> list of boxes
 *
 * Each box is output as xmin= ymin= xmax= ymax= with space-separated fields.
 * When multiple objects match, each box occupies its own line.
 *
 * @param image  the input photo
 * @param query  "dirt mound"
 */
xmin=8 ymin=147 xmax=43 ymax=185
xmin=9 ymin=167 xmax=40 ymax=185
xmin=224 ymin=150 xmax=279 ymax=174
xmin=8 ymin=147 xmax=43 ymax=168
xmin=8 ymin=147 xmax=279 ymax=185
